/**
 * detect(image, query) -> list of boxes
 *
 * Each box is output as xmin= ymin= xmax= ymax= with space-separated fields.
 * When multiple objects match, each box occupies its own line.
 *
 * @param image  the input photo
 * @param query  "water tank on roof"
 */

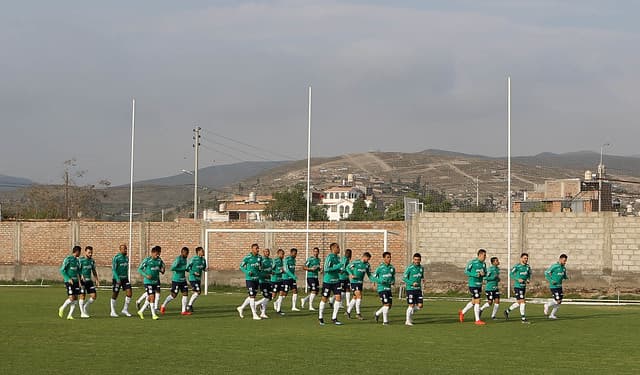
xmin=219 ymin=203 xmax=226 ymax=212
xmin=584 ymin=170 xmax=592 ymax=181
xmin=249 ymin=192 xmax=256 ymax=202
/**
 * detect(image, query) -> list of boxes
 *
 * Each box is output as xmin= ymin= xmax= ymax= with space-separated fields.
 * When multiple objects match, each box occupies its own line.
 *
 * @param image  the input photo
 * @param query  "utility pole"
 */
xmin=64 ymin=170 xmax=70 ymax=219
xmin=476 ymin=176 xmax=479 ymax=207
xmin=599 ymin=143 xmax=610 ymax=212
xmin=193 ymin=126 xmax=201 ymax=220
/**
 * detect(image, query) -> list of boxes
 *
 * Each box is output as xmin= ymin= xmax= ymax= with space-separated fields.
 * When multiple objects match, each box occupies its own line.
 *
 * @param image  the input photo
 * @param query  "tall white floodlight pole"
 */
xmin=193 ymin=127 xmax=201 ymax=220
xmin=507 ymin=77 xmax=512 ymax=299
xmin=128 ymin=98 xmax=136 ymax=280
xmin=305 ymin=85 xmax=312 ymax=292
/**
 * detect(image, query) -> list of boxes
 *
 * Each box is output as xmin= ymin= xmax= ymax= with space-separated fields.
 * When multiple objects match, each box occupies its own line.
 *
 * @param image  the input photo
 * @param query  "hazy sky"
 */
xmin=1 ymin=0 xmax=639 ymax=185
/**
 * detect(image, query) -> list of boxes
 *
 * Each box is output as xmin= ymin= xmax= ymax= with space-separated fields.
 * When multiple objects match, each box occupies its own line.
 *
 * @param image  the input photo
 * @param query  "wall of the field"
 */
xmin=0 ymin=213 xmax=638 ymax=292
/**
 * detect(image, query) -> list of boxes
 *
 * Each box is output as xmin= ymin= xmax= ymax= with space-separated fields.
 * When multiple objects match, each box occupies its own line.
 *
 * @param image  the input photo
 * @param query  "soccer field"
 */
xmin=1 ymin=287 xmax=639 ymax=375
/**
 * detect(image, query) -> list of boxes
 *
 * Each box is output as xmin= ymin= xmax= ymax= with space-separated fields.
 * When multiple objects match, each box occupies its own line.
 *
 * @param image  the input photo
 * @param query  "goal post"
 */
xmin=203 ymin=228 xmax=389 ymax=295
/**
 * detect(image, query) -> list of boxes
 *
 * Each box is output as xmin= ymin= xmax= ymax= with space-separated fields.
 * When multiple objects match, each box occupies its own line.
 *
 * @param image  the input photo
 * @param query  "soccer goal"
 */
xmin=203 ymin=228 xmax=390 ymax=295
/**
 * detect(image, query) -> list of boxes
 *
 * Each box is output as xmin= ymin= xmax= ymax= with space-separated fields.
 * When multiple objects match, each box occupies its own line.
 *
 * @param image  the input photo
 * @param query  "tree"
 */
xmin=347 ymin=197 xmax=384 ymax=221
xmin=264 ymin=184 xmax=327 ymax=221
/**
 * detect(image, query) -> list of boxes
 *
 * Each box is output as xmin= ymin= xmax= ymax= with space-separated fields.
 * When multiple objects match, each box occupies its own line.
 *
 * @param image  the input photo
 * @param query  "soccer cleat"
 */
xmin=137 ymin=311 xmax=144 ymax=320
xmin=121 ymin=310 xmax=131 ymax=317
xmin=345 ymin=310 xmax=352 ymax=319
xmin=458 ymin=309 xmax=464 ymax=323
xmin=356 ymin=314 xmax=364 ymax=320
xmin=474 ymin=320 xmax=486 ymax=325
xmin=277 ymin=310 xmax=285 ymax=316
xmin=252 ymin=315 xmax=262 ymax=321
xmin=319 ymin=318 xmax=325 ymax=326
xmin=160 ymin=306 xmax=166 ymax=315
xmin=548 ymin=315 xmax=557 ymax=320
xmin=260 ymin=313 xmax=269 ymax=319
xmin=543 ymin=303 xmax=549 ymax=316
xmin=521 ymin=318 xmax=530 ymax=324
xmin=491 ymin=316 xmax=498 ymax=320
xmin=405 ymin=321 xmax=413 ymax=326
xmin=375 ymin=313 xmax=380 ymax=323
xmin=382 ymin=322 xmax=390 ymax=326
xmin=504 ymin=309 xmax=510 ymax=320
xmin=67 ymin=316 xmax=74 ymax=320
xmin=236 ymin=306 xmax=244 ymax=319
xmin=58 ymin=307 xmax=64 ymax=318
xmin=152 ymin=315 xmax=159 ymax=320
xmin=80 ymin=313 xmax=90 ymax=319
xmin=181 ymin=311 xmax=192 ymax=316
xmin=110 ymin=312 xmax=119 ymax=318
xmin=309 ymin=307 xmax=316 ymax=311
xmin=332 ymin=319 xmax=343 ymax=325
xmin=292 ymin=307 xmax=300 ymax=312
xmin=187 ymin=305 xmax=194 ymax=313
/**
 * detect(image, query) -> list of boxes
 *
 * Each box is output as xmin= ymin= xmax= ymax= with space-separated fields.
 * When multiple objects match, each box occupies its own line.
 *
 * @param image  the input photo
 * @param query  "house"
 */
xmin=203 ymin=192 xmax=273 ymax=222
xmin=321 ymin=186 xmax=371 ymax=221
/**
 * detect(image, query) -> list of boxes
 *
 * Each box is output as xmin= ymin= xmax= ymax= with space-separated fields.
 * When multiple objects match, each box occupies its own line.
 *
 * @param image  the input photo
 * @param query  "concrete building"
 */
xmin=514 ymin=175 xmax=612 ymax=213
xmin=321 ymin=186 xmax=371 ymax=221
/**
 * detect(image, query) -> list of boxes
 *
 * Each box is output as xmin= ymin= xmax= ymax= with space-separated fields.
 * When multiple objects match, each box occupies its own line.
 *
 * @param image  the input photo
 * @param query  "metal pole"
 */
xmin=305 ymin=85 xmax=312 ymax=293
xmin=193 ymin=127 xmax=201 ymax=220
xmin=507 ymin=77 xmax=512 ymax=300
xmin=128 ymin=98 xmax=136 ymax=281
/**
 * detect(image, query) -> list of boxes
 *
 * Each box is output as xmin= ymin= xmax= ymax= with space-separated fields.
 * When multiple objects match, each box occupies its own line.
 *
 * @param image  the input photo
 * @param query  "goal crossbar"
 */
xmin=203 ymin=228 xmax=389 ymax=295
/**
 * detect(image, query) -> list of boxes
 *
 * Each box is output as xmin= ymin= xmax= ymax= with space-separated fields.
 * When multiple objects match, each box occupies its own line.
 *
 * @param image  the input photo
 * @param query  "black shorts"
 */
xmin=307 ymin=278 xmax=319 ymax=292
xmin=190 ymin=280 xmax=202 ymax=293
xmin=485 ymin=290 xmax=501 ymax=301
xmin=145 ymin=284 xmax=160 ymax=295
xmin=260 ymin=282 xmax=272 ymax=299
xmin=65 ymin=280 xmax=81 ymax=296
xmin=350 ymin=282 xmax=363 ymax=292
xmin=550 ymin=287 xmax=563 ymax=302
xmin=282 ymin=279 xmax=297 ymax=293
xmin=406 ymin=289 xmax=423 ymax=305
xmin=514 ymin=287 xmax=527 ymax=300
xmin=378 ymin=290 xmax=393 ymax=305
xmin=112 ymin=278 xmax=132 ymax=293
xmin=80 ymin=280 xmax=97 ymax=294
xmin=270 ymin=281 xmax=283 ymax=294
xmin=468 ymin=287 xmax=482 ymax=299
xmin=321 ymin=282 xmax=343 ymax=298
xmin=170 ymin=281 xmax=189 ymax=294
xmin=246 ymin=280 xmax=259 ymax=297
xmin=340 ymin=279 xmax=351 ymax=291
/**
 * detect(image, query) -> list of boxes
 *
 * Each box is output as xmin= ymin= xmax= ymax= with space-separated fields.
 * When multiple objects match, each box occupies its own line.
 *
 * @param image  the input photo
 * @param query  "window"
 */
xmin=344 ymin=206 xmax=350 ymax=214
xmin=331 ymin=205 xmax=337 ymax=212
xmin=339 ymin=206 xmax=344 ymax=215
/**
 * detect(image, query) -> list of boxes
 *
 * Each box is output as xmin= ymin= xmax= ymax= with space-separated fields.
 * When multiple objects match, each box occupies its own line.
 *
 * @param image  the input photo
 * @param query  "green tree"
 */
xmin=264 ymin=184 xmax=327 ymax=221
xmin=347 ymin=197 xmax=384 ymax=221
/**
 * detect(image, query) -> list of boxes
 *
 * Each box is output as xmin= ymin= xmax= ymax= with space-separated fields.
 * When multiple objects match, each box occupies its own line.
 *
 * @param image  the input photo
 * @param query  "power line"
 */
xmin=200 ymin=128 xmax=300 ymax=160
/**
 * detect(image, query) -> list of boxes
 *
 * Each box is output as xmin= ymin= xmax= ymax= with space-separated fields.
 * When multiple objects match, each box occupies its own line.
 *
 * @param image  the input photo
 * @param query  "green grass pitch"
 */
xmin=1 ymin=286 xmax=639 ymax=374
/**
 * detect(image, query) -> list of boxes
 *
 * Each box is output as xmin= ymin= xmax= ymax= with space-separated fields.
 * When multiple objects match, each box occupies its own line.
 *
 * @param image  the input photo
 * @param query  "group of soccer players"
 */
xmin=236 ymin=242 xmax=426 ymax=326
xmin=458 ymin=249 xmax=569 ymax=325
xmin=58 ymin=243 xmax=208 ymax=320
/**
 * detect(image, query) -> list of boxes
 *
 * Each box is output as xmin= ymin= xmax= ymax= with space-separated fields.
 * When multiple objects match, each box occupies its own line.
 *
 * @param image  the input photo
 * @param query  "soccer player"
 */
xmin=318 ymin=242 xmax=344 ymax=325
xmin=78 ymin=246 xmax=100 ymax=318
xmin=237 ymin=243 xmax=262 ymax=320
xmin=458 ymin=249 xmax=487 ymax=325
xmin=543 ymin=254 xmax=569 ymax=319
xmin=505 ymin=253 xmax=532 ymax=323
xmin=282 ymin=247 xmax=300 ymax=311
xmin=58 ymin=246 xmax=82 ymax=320
xmin=331 ymin=248 xmax=352 ymax=309
xmin=160 ymin=247 xmax=191 ymax=316
xmin=137 ymin=245 xmax=163 ymax=320
xmin=271 ymin=248 xmax=286 ymax=315
xmin=403 ymin=253 xmax=425 ymax=326
xmin=300 ymin=247 xmax=321 ymax=311
xmin=110 ymin=243 xmax=133 ymax=317
xmin=255 ymin=248 xmax=273 ymax=318
xmin=373 ymin=251 xmax=396 ymax=325
xmin=479 ymin=256 xmax=501 ymax=320
xmin=135 ymin=251 xmax=165 ymax=311
xmin=345 ymin=251 xmax=372 ymax=320
xmin=186 ymin=246 xmax=208 ymax=313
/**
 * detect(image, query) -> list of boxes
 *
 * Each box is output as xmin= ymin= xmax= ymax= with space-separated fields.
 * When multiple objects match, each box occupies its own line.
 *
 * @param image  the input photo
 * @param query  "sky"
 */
xmin=1 ymin=0 xmax=639 ymax=186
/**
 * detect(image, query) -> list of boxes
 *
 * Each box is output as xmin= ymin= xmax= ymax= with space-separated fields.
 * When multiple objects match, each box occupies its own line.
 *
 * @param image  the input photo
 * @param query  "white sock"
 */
xmin=356 ymin=299 xmax=362 ymax=314
xmin=136 ymin=293 xmax=147 ymax=304
xmin=406 ymin=306 xmax=413 ymax=322
xmin=347 ymin=298 xmax=356 ymax=313
xmin=123 ymin=296 xmax=131 ymax=312
xmin=85 ymin=297 xmax=94 ymax=314
xmin=331 ymin=300 xmax=341 ymax=320
xmin=309 ymin=293 xmax=316 ymax=308
xmin=345 ymin=292 xmax=351 ymax=306
xmin=276 ymin=296 xmax=284 ymax=311
xmin=509 ymin=302 xmax=519 ymax=311
xmin=480 ymin=302 xmax=490 ymax=311
xmin=181 ymin=296 xmax=188 ymax=312
xmin=491 ymin=303 xmax=500 ymax=318
xmin=319 ymin=301 xmax=325 ymax=319
xmin=292 ymin=294 xmax=298 ymax=309
xmin=473 ymin=303 xmax=480 ymax=321
xmin=154 ymin=293 xmax=160 ymax=309
xmin=249 ymin=298 xmax=258 ymax=316
xmin=551 ymin=304 xmax=560 ymax=317
xmin=188 ymin=293 xmax=199 ymax=307
xmin=519 ymin=303 xmax=526 ymax=317
xmin=60 ymin=298 xmax=72 ymax=311
xmin=163 ymin=295 xmax=174 ymax=308
xmin=462 ymin=301 xmax=474 ymax=314
xmin=78 ymin=299 xmax=85 ymax=314
xmin=262 ymin=298 xmax=269 ymax=313
xmin=381 ymin=305 xmax=390 ymax=323
xmin=329 ymin=295 xmax=335 ymax=305
xmin=110 ymin=298 xmax=117 ymax=314
xmin=68 ymin=300 xmax=77 ymax=318
xmin=140 ymin=300 xmax=149 ymax=313
xmin=240 ymin=296 xmax=250 ymax=309
xmin=375 ymin=306 xmax=384 ymax=316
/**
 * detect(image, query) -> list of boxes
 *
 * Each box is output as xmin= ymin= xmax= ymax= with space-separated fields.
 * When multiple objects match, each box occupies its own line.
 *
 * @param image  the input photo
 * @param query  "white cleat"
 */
xmin=80 ymin=313 xmax=90 ymax=319
xmin=252 ymin=315 xmax=262 ymax=320
xmin=309 ymin=307 xmax=316 ymax=311
xmin=292 ymin=307 xmax=300 ymax=312
xmin=549 ymin=315 xmax=558 ymax=320
xmin=260 ymin=313 xmax=269 ymax=319
xmin=405 ymin=321 xmax=413 ymax=326
xmin=110 ymin=312 xmax=119 ymax=318
xmin=121 ymin=310 xmax=132 ymax=317
xmin=236 ymin=306 xmax=244 ymax=319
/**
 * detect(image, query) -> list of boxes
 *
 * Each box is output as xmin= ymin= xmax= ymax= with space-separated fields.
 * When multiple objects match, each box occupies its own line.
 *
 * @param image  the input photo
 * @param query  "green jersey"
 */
xmin=485 ymin=265 xmax=500 ymax=292
xmin=187 ymin=255 xmax=207 ymax=282
xmin=112 ymin=252 xmax=129 ymax=281
xmin=304 ymin=256 xmax=321 ymax=278
xmin=282 ymin=255 xmax=297 ymax=281
xmin=372 ymin=263 xmax=396 ymax=292
xmin=170 ymin=256 xmax=188 ymax=283
xmin=240 ymin=253 xmax=261 ymax=281
xmin=347 ymin=259 xmax=371 ymax=283
xmin=270 ymin=257 xmax=284 ymax=282
xmin=403 ymin=264 xmax=424 ymax=291
xmin=258 ymin=256 xmax=273 ymax=283
xmin=323 ymin=253 xmax=342 ymax=283
xmin=79 ymin=256 xmax=96 ymax=281
xmin=60 ymin=255 xmax=81 ymax=283
xmin=510 ymin=263 xmax=532 ymax=289
xmin=338 ymin=256 xmax=351 ymax=281
xmin=465 ymin=258 xmax=487 ymax=288
xmin=545 ymin=262 xmax=568 ymax=288
xmin=138 ymin=256 xmax=164 ymax=285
